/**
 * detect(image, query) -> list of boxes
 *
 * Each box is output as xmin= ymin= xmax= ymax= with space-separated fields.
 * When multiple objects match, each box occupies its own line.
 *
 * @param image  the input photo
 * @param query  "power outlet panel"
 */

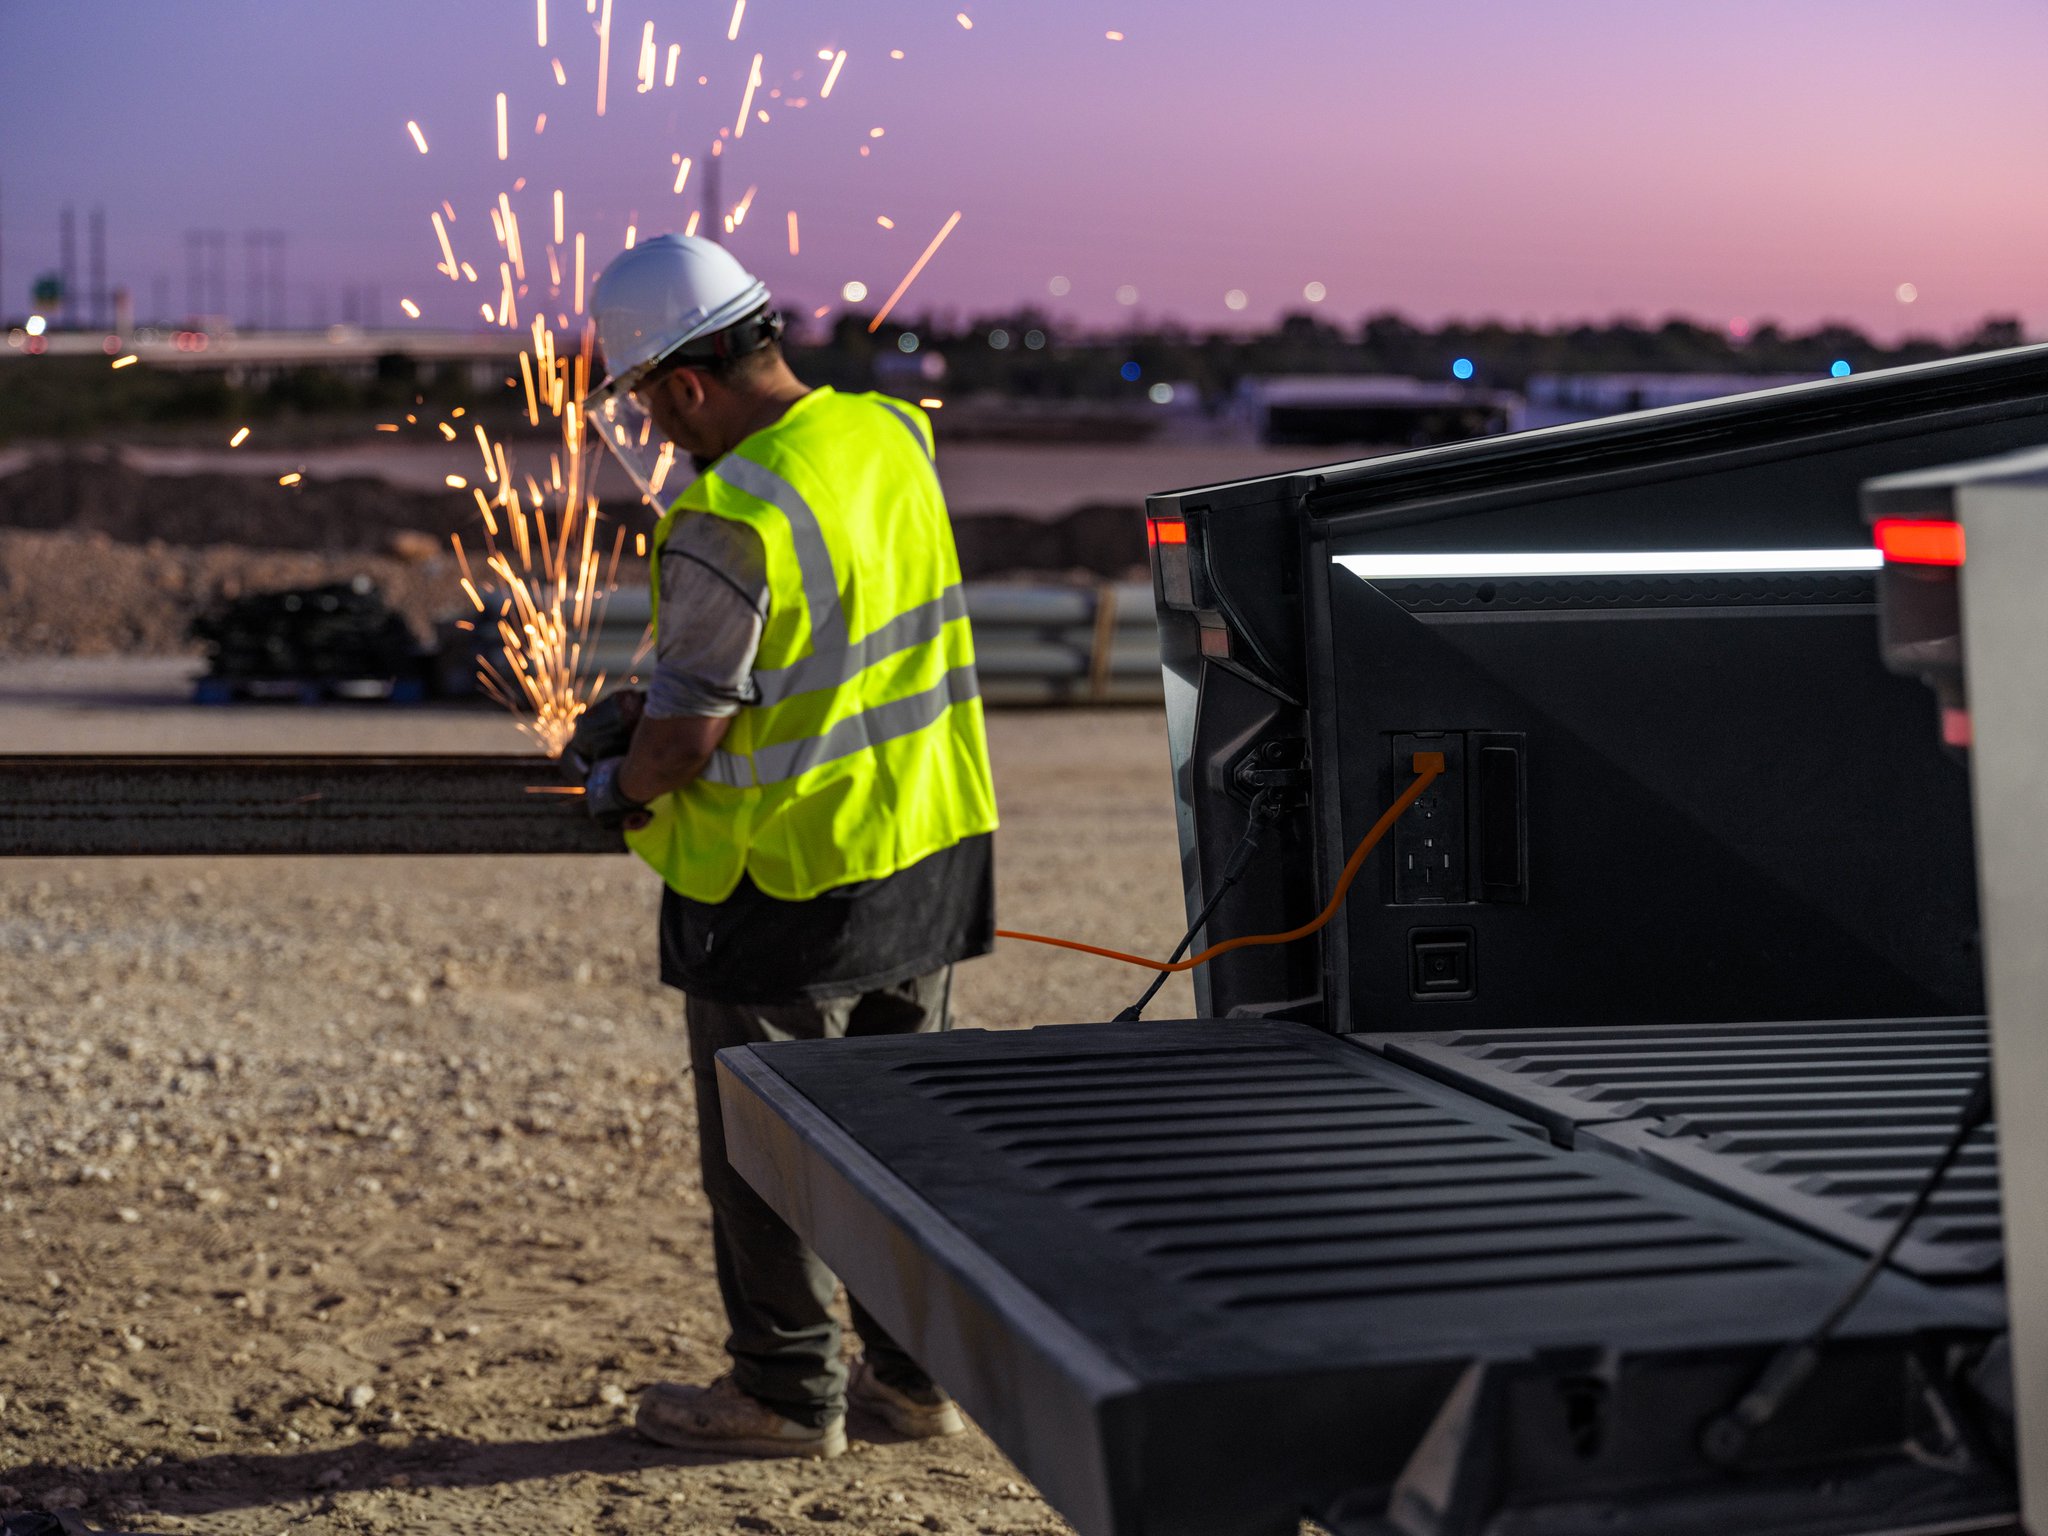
xmin=1388 ymin=731 xmax=1528 ymax=907
xmin=1391 ymin=732 xmax=1465 ymax=903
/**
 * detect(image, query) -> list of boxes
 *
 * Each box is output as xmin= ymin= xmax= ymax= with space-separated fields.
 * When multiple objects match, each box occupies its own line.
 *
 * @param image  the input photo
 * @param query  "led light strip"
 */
xmin=1335 ymin=548 xmax=1883 ymax=581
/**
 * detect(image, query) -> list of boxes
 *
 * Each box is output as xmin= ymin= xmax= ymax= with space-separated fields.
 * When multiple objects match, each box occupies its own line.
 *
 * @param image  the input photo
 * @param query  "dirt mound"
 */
xmin=0 ymin=529 xmax=464 ymax=657
xmin=0 ymin=452 xmax=1150 ymax=657
xmin=0 ymin=448 xmax=478 ymax=554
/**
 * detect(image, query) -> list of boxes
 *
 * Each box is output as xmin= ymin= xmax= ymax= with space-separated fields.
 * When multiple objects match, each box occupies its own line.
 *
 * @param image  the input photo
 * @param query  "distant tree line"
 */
xmin=1 ymin=311 xmax=2030 ymax=442
xmin=796 ymin=309 xmax=2031 ymax=402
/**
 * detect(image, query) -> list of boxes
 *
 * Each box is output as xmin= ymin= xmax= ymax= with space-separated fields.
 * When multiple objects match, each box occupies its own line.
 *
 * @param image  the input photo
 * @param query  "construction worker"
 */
xmin=571 ymin=235 xmax=999 ymax=1459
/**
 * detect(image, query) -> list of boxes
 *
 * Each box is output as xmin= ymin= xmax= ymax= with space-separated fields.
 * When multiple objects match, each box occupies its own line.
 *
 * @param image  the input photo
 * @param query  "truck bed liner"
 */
xmin=718 ymin=1019 xmax=2004 ymax=1536
xmin=1359 ymin=1017 xmax=2002 ymax=1279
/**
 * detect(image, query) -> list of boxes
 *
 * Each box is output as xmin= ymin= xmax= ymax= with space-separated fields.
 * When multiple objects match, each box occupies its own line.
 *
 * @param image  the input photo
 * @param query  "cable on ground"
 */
xmin=995 ymin=751 xmax=1445 ymax=978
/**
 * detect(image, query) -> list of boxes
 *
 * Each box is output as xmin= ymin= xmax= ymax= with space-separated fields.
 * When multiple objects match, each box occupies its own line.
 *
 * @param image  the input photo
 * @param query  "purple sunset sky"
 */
xmin=4 ymin=0 xmax=2045 ymax=339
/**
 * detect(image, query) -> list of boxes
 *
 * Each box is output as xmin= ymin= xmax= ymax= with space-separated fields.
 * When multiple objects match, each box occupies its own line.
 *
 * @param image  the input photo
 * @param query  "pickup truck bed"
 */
xmin=719 ymin=1019 xmax=2011 ymax=1536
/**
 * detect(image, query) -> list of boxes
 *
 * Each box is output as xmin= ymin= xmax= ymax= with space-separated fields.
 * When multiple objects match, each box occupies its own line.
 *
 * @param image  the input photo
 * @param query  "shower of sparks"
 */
xmin=868 ymin=211 xmax=963 ymax=332
xmin=391 ymin=9 xmax=978 ymax=757
xmin=110 ymin=354 xmax=138 ymax=369
xmin=431 ymin=211 xmax=458 ymax=278
xmin=228 ymin=427 xmax=250 ymax=448
xmin=734 ymin=52 xmax=762 ymax=137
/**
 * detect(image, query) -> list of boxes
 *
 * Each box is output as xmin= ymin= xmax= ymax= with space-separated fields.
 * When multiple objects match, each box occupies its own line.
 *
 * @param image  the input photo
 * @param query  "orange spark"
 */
xmin=406 ymin=120 xmax=430 ymax=153
xmin=787 ymin=210 xmax=800 ymax=256
xmin=110 ymin=354 xmax=138 ymax=369
xmin=496 ymin=92 xmax=509 ymax=159
xmin=819 ymin=49 xmax=847 ymax=97
xmin=734 ymin=52 xmax=762 ymax=137
xmin=229 ymin=427 xmax=250 ymax=448
xmin=726 ymin=0 xmax=745 ymax=41
xmin=595 ymin=0 xmax=612 ymax=114
xmin=868 ymin=211 xmax=963 ymax=332
xmin=401 ymin=298 xmax=421 ymax=318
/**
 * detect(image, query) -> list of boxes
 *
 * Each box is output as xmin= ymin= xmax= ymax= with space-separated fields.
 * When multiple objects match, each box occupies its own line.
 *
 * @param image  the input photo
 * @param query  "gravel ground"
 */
xmin=0 ymin=693 xmax=1196 ymax=1534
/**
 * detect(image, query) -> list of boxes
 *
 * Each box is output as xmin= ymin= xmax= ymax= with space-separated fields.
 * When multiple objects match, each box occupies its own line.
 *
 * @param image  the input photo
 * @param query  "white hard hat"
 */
xmin=589 ymin=234 xmax=772 ymax=397
xmin=586 ymin=235 xmax=777 ymax=505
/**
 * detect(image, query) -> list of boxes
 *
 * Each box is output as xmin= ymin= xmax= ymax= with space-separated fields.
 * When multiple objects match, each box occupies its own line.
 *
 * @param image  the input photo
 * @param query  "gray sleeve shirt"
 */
xmin=643 ymin=513 xmax=770 ymax=720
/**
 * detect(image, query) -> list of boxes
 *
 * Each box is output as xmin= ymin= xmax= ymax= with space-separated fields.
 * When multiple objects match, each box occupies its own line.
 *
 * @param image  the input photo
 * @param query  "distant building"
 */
xmin=1233 ymin=374 xmax=1522 ymax=449
xmin=1523 ymin=372 xmax=1816 ymax=429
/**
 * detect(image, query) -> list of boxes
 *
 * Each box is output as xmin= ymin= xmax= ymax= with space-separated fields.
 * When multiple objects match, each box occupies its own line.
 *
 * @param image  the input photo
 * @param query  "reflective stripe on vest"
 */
xmin=752 ymin=582 xmax=968 ymax=703
xmin=872 ymin=396 xmax=936 ymax=461
xmin=701 ymin=663 xmax=982 ymax=787
xmin=707 ymin=452 xmax=848 ymax=649
xmin=627 ymin=386 xmax=998 ymax=905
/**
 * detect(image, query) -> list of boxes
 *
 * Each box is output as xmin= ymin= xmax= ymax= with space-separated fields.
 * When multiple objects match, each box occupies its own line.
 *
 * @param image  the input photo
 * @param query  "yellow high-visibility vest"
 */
xmin=624 ymin=387 xmax=999 ymax=902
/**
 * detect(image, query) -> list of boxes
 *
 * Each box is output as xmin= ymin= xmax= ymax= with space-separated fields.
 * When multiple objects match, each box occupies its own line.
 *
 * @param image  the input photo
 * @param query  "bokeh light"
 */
xmin=1303 ymin=281 xmax=1327 ymax=303
xmin=1119 ymin=360 xmax=1142 ymax=381
xmin=1223 ymin=289 xmax=1248 ymax=311
xmin=1451 ymin=357 xmax=1475 ymax=380
xmin=840 ymin=280 xmax=868 ymax=303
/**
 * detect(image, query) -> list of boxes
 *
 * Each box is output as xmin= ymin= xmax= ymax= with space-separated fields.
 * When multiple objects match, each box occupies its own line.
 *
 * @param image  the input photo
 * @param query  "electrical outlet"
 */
xmin=1391 ymin=732 xmax=1465 ymax=903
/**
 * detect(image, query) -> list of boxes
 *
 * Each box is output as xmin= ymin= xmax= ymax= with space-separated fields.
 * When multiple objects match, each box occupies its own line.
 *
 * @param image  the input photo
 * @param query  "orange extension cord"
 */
xmin=995 ymin=751 xmax=1446 ymax=974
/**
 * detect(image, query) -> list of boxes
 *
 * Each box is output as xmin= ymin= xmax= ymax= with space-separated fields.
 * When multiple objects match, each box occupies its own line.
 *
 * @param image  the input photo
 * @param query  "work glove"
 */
xmin=563 ymin=688 xmax=646 ymax=782
xmin=583 ymin=756 xmax=652 ymax=831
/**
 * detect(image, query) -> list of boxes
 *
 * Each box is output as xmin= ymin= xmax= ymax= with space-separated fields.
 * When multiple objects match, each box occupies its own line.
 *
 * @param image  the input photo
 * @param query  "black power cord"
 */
xmin=1700 ymin=1065 xmax=1996 ymax=1465
xmin=1114 ymin=788 xmax=1289 ymax=1022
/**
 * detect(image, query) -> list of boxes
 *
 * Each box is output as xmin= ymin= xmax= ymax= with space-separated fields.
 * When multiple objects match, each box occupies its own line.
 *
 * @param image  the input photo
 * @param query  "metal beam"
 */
xmin=0 ymin=755 xmax=624 ymax=857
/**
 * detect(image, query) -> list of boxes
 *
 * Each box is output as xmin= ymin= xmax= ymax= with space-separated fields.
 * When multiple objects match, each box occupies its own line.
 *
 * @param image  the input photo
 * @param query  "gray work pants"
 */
xmin=684 ymin=967 xmax=952 ymax=1426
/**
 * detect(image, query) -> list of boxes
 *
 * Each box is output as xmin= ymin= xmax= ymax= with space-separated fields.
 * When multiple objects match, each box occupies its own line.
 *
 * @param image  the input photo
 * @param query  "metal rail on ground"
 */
xmin=0 ymin=755 xmax=622 ymax=857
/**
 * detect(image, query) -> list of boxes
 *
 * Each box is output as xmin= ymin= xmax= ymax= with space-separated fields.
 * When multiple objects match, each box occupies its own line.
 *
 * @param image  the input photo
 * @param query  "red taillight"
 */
xmin=1148 ymin=517 xmax=1187 ymax=547
xmin=1874 ymin=518 xmax=1965 ymax=566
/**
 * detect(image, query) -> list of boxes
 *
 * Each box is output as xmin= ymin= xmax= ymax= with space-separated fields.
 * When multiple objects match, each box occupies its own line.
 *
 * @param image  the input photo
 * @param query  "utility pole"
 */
xmin=703 ymin=147 xmax=722 ymax=244
xmin=88 ymin=208 xmax=107 ymax=329
xmin=206 ymin=230 xmax=227 ymax=318
xmin=266 ymin=231 xmax=287 ymax=329
xmin=59 ymin=206 xmax=76 ymax=324
xmin=245 ymin=230 xmax=263 ymax=328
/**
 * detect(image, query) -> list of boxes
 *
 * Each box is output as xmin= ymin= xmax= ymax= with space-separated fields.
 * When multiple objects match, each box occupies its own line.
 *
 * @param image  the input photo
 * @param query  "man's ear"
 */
xmin=658 ymin=367 xmax=710 ymax=416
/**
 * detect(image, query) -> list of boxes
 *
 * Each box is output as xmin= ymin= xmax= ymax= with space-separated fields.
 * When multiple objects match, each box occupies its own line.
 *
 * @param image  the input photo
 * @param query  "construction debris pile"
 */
xmin=0 ymin=451 xmax=1151 ymax=659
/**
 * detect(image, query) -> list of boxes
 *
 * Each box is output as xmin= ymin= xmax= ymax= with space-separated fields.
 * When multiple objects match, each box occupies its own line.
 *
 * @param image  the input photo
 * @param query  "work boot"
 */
xmin=635 ymin=1375 xmax=847 ymax=1459
xmin=848 ymin=1357 xmax=966 ymax=1438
